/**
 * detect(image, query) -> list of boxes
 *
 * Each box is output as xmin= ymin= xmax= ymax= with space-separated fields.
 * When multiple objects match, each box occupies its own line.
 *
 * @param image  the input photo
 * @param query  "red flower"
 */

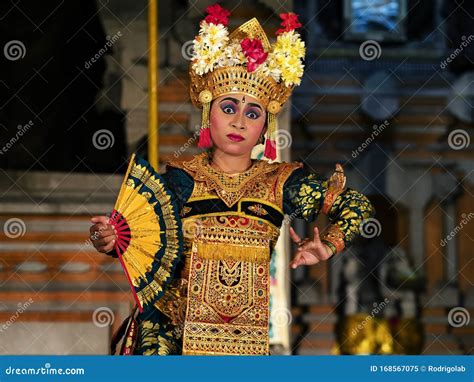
xmin=204 ymin=3 xmax=231 ymax=26
xmin=276 ymin=12 xmax=302 ymax=35
xmin=240 ymin=38 xmax=268 ymax=72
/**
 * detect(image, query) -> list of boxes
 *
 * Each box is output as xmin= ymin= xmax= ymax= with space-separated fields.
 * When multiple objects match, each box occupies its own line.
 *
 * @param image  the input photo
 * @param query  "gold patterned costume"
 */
xmin=129 ymin=152 xmax=374 ymax=355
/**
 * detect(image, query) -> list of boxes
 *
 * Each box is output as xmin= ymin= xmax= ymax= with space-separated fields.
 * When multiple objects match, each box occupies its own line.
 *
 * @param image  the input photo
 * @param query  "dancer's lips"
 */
xmin=227 ymin=133 xmax=245 ymax=142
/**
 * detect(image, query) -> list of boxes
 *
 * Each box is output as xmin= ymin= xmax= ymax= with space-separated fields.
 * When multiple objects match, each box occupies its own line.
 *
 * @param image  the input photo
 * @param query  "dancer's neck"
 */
xmin=209 ymin=150 xmax=253 ymax=174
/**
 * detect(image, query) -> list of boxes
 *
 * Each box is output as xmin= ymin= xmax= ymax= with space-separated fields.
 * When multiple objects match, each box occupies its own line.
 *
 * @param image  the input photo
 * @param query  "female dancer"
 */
xmin=90 ymin=4 xmax=374 ymax=355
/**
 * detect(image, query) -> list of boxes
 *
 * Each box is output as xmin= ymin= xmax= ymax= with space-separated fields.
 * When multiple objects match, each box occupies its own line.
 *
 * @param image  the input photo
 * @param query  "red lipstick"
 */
xmin=227 ymin=133 xmax=245 ymax=142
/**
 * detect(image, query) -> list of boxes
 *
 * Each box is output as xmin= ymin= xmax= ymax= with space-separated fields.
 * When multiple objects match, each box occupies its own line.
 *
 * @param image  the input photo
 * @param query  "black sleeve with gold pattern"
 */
xmin=327 ymin=188 xmax=375 ymax=248
xmin=283 ymin=166 xmax=375 ymax=251
xmin=283 ymin=167 xmax=328 ymax=223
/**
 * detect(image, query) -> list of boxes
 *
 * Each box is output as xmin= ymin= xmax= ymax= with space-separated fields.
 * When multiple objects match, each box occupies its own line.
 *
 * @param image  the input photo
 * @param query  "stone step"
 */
xmin=158 ymin=88 xmax=189 ymax=103
xmin=1 ymin=232 xmax=90 ymax=243
xmin=424 ymin=323 xmax=448 ymax=334
xmin=158 ymin=111 xmax=189 ymax=125
xmin=0 ymin=290 xmax=134 ymax=340
xmin=452 ymin=327 xmax=474 ymax=336
xmin=307 ymin=305 xmax=337 ymax=315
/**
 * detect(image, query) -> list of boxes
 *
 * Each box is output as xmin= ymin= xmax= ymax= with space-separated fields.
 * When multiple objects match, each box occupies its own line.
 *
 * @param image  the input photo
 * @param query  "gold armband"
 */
xmin=321 ymin=224 xmax=345 ymax=255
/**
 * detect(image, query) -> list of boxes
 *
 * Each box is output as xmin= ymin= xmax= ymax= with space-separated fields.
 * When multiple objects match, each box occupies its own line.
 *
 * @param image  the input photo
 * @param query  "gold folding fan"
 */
xmin=109 ymin=154 xmax=183 ymax=312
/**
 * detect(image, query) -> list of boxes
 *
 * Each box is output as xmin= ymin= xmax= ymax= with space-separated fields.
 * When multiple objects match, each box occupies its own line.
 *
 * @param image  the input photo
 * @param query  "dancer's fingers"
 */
xmin=289 ymin=227 xmax=302 ymax=243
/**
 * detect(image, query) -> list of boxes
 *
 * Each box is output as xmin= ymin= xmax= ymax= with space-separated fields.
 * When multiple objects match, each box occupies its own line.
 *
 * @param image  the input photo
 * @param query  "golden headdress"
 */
xmin=189 ymin=4 xmax=305 ymax=160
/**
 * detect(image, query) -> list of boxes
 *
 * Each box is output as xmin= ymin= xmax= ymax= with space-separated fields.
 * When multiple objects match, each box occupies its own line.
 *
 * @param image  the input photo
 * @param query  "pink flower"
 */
xmin=240 ymin=38 xmax=268 ymax=72
xmin=276 ymin=12 xmax=302 ymax=35
xmin=204 ymin=3 xmax=231 ymax=26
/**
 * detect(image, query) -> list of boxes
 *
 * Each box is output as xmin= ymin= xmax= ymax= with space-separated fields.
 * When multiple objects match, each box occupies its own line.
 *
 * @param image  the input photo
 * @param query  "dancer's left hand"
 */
xmin=288 ymin=226 xmax=334 ymax=269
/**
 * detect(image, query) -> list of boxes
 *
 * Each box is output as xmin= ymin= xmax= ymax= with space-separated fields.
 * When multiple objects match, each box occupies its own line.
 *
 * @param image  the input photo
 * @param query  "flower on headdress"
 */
xmin=256 ymin=53 xmax=282 ymax=83
xmin=204 ymin=3 xmax=231 ymax=26
xmin=276 ymin=12 xmax=302 ymax=35
xmin=217 ymin=39 xmax=246 ymax=68
xmin=192 ymin=21 xmax=229 ymax=75
xmin=280 ymin=55 xmax=304 ymax=86
xmin=191 ymin=5 xmax=305 ymax=88
xmin=240 ymin=38 xmax=268 ymax=72
xmin=271 ymin=28 xmax=305 ymax=86
xmin=274 ymin=30 xmax=305 ymax=59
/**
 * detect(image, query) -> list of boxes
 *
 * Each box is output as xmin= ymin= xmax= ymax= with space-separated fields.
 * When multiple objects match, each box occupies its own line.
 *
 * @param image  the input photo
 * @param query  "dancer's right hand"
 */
xmin=89 ymin=216 xmax=117 ymax=255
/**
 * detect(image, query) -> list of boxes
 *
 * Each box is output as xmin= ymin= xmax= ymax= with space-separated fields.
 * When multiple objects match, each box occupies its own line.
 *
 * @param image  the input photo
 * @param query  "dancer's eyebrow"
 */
xmin=247 ymin=103 xmax=262 ymax=111
xmin=220 ymin=97 xmax=239 ymax=104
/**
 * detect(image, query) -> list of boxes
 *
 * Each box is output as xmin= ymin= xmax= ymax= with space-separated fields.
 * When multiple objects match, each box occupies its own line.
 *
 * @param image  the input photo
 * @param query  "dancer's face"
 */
xmin=209 ymin=93 xmax=266 ymax=156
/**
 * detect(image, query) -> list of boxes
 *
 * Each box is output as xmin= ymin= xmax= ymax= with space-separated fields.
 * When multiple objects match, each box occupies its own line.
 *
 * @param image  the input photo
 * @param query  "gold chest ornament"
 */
xmin=167 ymin=153 xmax=301 ymax=355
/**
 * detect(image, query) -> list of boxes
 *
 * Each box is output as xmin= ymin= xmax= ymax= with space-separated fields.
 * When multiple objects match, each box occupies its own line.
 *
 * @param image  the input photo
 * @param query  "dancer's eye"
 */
xmin=246 ymin=109 xmax=261 ymax=120
xmin=221 ymin=103 xmax=236 ymax=114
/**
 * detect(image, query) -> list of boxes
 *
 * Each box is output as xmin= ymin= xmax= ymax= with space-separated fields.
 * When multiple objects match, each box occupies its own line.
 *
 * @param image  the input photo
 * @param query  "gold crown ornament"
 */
xmin=189 ymin=4 xmax=306 ymax=160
